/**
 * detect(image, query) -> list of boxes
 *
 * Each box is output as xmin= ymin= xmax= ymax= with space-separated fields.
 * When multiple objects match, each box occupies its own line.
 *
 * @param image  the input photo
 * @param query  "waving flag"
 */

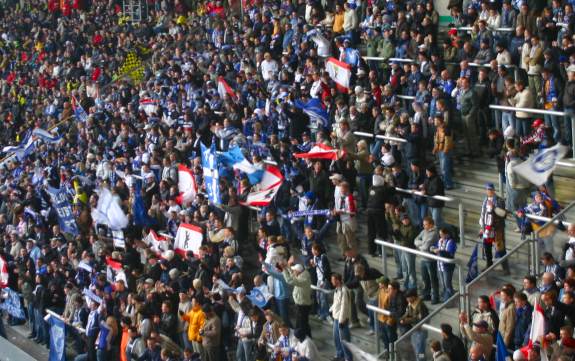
xmin=174 ymin=223 xmax=203 ymax=256
xmin=47 ymin=315 xmax=66 ymax=361
xmin=294 ymin=143 xmax=340 ymax=160
xmin=247 ymin=287 xmax=271 ymax=309
xmin=133 ymin=184 xmax=155 ymax=226
xmin=496 ymin=331 xmax=509 ymax=361
xmin=176 ymin=164 xmax=198 ymax=204
xmin=46 ymin=186 xmax=79 ymax=236
xmin=201 ymin=142 xmax=221 ymax=204
xmin=2 ymin=132 xmax=36 ymax=161
xmin=72 ymin=95 xmax=88 ymax=122
xmin=518 ymin=302 xmax=548 ymax=361
xmin=0 ymin=255 xmax=8 ymax=288
xmin=241 ymin=165 xmax=284 ymax=207
xmin=294 ymin=98 xmax=329 ymax=129
xmin=32 ymin=128 xmax=62 ymax=144
xmin=513 ymin=144 xmax=568 ymax=186
xmin=326 ymin=57 xmax=351 ymax=92
xmin=465 ymin=245 xmax=479 ymax=283
xmin=219 ymin=147 xmax=265 ymax=185
xmin=91 ymin=188 xmax=129 ymax=230
xmin=139 ymin=98 xmax=159 ymax=116
xmin=217 ymin=76 xmax=237 ymax=101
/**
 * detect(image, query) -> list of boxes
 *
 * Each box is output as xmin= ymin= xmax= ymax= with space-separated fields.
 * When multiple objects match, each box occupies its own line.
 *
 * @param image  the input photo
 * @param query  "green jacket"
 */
xmin=395 ymin=223 xmax=418 ymax=248
xmin=378 ymin=38 xmax=395 ymax=60
xmin=460 ymin=88 xmax=477 ymax=116
xmin=283 ymin=269 xmax=313 ymax=306
xmin=366 ymin=35 xmax=383 ymax=58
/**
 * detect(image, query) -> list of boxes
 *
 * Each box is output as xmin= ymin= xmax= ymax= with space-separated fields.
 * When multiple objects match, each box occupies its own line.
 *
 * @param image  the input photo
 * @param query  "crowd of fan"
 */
xmin=1 ymin=0 xmax=575 ymax=361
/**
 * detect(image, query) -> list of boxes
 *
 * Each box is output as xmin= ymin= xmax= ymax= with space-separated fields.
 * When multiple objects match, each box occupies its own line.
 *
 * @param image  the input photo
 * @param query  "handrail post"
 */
xmin=571 ymin=112 xmax=575 ymax=160
xmin=381 ymin=244 xmax=388 ymax=279
xmin=459 ymin=202 xmax=465 ymax=248
xmin=458 ymin=265 xmax=464 ymax=315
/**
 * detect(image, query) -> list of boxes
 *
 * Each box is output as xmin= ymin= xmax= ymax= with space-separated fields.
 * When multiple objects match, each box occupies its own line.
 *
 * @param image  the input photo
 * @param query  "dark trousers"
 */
xmin=87 ymin=335 xmax=97 ymax=361
xmin=367 ymin=209 xmax=387 ymax=254
xmin=420 ymin=260 xmax=439 ymax=302
xmin=295 ymin=304 xmax=312 ymax=338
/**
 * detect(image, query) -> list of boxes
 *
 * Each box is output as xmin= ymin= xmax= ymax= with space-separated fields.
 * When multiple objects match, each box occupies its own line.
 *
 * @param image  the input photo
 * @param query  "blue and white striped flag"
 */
xmin=201 ymin=142 xmax=221 ymax=204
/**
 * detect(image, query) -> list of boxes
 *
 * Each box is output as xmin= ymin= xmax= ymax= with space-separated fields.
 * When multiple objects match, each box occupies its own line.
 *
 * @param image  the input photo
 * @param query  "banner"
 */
xmin=247 ymin=287 xmax=271 ymax=309
xmin=201 ymin=142 xmax=221 ymax=204
xmin=0 ymin=288 xmax=25 ymax=319
xmin=32 ymin=128 xmax=62 ymax=144
xmin=0 ymin=255 xmax=7 ymax=288
xmin=217 ymin=76 xmax=237 ymax=101
xmin=219 ymin=147 xmax=264 ymax=185
xmin=294 ymin=98 xmax=329 ymax=129
xmin=288 ymin=209 xmax=331 ymax=218
xmin=71 ymin=95 xmax=88 ymax=122
xmin=144 ymin=230 xmax=169 ymax=254
xmin=46 ymin=186 xmax=79 ymax=236
xmin=325 ymin=57 xmax=351 ymax=92
xmin=513 ymin=144 xmax=568 ymax=186
xmin=174 ymin=223 xmax=203 ymax=256
xmin=48 ymin=315 xmax=66 ymax=361
xmin=112 ymin=230 xmax=125 ymax=249
xmin=177 ymin=164 xmax=198 ymax=204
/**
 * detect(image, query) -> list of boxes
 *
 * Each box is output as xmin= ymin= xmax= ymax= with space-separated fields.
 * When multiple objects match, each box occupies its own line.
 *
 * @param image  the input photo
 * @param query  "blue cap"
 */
xmin=485 ymin=182 xmax=495 ymax=190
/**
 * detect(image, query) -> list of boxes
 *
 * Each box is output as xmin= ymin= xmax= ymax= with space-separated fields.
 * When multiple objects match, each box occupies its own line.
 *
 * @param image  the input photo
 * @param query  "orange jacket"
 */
xmin=182 ymin=305 xmax=205 ymax=342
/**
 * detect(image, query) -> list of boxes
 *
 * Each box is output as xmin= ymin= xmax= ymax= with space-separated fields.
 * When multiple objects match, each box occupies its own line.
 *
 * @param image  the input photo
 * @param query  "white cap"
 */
xmin=291 ymin=264 xmax=304 ymax=273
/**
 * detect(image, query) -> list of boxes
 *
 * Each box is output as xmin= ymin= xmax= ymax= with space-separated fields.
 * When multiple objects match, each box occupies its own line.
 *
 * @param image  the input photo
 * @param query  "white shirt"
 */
xmin=260 ymin=59 xmax=279 ymax=81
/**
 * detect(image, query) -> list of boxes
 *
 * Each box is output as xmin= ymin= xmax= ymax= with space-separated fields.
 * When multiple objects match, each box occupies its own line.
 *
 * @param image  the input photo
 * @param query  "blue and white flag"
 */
xmin=219 ymin=147 xmax=264 ymax=185
xmin=287 ymin=209 xmax=331 ymax=218
xmin=0 ymin=288 xmax=25 ymax=319
xmin=2 ymin=132 xmax=36 ymax=161
xmin=201 ymin=142 xmax=221 ymax=204
xmin=46 ymin=186 xmax=79 ymax=236
xmin=294 ymin=98 xmax=329 ymax=128
xmin=513 ymin=144 xmax=569 ymax=186
xmin=47 ymin=315 xmax=66 ymax=361
xmin=32 ymin=128 xmax=62 ymax=144
xmin=247 ymin=287 xmax=269 ymax=309
xmin=466 ymin=244 xmax=479 ymax=283
xmin=72 ymin=95 xmax=89 ymax=122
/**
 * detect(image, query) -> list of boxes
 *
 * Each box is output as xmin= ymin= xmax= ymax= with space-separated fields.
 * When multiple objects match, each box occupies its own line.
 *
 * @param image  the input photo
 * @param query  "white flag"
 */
xmin=91 ymin=188 xmax=129 ymax=230
xmin=177 ymin=164 xmax=198 ymax=204
xmin=112 ymin=230 xmax=125 ymax=249
xmin=325 ymin=57 xmax=351 ymax=92
xmin=174 ymin=223 xmax=203 ymax=256
xmin=512 ymin=144 xmax=568 ymax=186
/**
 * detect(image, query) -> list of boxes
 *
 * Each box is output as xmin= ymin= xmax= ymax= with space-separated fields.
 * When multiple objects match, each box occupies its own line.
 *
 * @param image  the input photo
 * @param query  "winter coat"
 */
xmin=182 ymin=305 xmax=206 ymax=342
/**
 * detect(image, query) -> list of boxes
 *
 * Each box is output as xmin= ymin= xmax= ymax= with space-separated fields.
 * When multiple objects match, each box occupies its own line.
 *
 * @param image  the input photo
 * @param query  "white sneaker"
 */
xmin=366 ymin=329 xmax=375 ymax=335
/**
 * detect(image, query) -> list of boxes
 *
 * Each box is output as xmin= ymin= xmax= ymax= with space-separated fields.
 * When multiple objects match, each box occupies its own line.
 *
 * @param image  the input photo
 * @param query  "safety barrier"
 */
xmin=354 ymin=131 xmax=408 ymax=143
xmin=489 ymin=104 xmax=575 ymax=160
xmin=46 ymin=309 xmax=86 ymax=334
xmin=455 ymin=26 xmax=514 ymax=32
xmin=366 ymin=304 xmax=393 ymax=357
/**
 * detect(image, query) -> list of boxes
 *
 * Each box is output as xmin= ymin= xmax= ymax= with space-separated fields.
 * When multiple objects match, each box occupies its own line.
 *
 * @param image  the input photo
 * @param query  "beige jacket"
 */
xmin=508 ymin=88 xmax=534 ymax=119
xmin=461 ymin=324 xmax=494 ymax=360
xmin=330 ymin=285 xmax=352 ymax=324
xmin=499 ymin=301 xmax=516 ymax=347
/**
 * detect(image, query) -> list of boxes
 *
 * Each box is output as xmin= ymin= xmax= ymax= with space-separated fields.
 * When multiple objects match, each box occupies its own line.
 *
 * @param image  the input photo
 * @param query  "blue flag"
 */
xmin=219 ymin=147 xmax=264 ymax=185
xmin=247 ymin=288 xmax=268 ymax=309
xmin=496 ymin=331 xmax=508 ymax=361
xmin=32 ymin=128 xmax=62 ymax=144
xmin=0 ymin=288 xmax=25 ymax=319
xmin=133 ymin=182 xmax=155 ymax=226
xmin=201 ymin=142 xmax=221 ymax=204
xmin=46 ymin=186 xmax=79 ymax=236
xmin=466 ymin=244 xmax=479 ymax=283
xmin=48 ymin=315 xmax=66 ymax=361
xmin=72 ymin=95 xmax=88 ymax=122
xmin=294 ymin=98 xmax=329 ymax=129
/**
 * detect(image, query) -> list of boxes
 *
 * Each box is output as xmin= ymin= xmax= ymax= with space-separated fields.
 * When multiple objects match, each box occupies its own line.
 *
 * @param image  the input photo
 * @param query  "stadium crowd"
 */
xmin=0 ymin=0 xmax=574 ymax=360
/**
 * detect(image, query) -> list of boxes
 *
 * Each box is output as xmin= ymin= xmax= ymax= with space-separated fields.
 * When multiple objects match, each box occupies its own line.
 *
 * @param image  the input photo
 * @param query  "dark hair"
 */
xmin=440 ymin=323 xmax=453 ymax=335
xmin=524 ymin=275 xmax=537 ymax=286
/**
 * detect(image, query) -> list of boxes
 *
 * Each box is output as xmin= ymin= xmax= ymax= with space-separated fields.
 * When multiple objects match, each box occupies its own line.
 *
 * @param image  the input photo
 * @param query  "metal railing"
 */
xmin=456 ymin=26 xmax=514 ymax=32
xmin=311 ymin=284 xmax=334 ymax=293
xmin=394 ymin=188 xmax=466 ymax=247
xmin=354 ymin=131 xmax=408 ymax=143
xmin=366 ymin=304 xmax=392 ymax=357
xmin=46 ymin=309 xmax=86 ymax=334
xmin=489 ymin=105 xmax=575 ymax=160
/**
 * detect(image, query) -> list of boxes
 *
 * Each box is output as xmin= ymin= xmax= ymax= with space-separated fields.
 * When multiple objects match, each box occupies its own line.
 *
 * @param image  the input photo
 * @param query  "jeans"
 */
xmin=181 ymin=331 xmax=193 ymax=351
xmin=275 ymin=298 xmax=290 ymax=327
xmin=379 ymin=322 xmax=397 ymax=352
xmin=418 ymin=204 xmax=428 ymax=226
xmin=400 ymin=251 xmax=417 ymax=290
xmin=410 ymin=330 xmax=428 ymax=361
xmin=403 ymin=198 xmax=420 ymax=226
xmin=420 ymin=260 xmax=439 ymax=302
xmin=516 ymin=118 xmax=531 ymax=137
xmin=28 ymin=303 xmax=36 ymax=337
xmin=439 ymin=265 xmax=455 ymax=301
xmin=501 ymin=111 xmax=514 ymax=131
xmin=429 ymin=207 xmax=443 ymax=229
xmin=333 ymin=320 xmax=352 ymax=360
xmin=565 ymin=111 xmax=574 ymax=146
xmin=316 ymin=285 xmax=330 ymax=320
xmin=544 ymin=113 xmax=561 ymax=143
xmin=437 ymin=151 xmax=454 ymax=188
xmin=236 ymin=339 xmax=255 ymax=361
xmin=392 ymin=239 xmax=403 ymax=278
xmin=357 ymin=173 xmax=371 ymax=208
xmin=96 ymin=349 xmax=108 ymax=361
xmin=34 ymin=307 xmax=47 ymax=343
xmin=367 ymin=298 xmax=377 ymax=331
xmin=370 ymin=139 xmax=384 ymax=158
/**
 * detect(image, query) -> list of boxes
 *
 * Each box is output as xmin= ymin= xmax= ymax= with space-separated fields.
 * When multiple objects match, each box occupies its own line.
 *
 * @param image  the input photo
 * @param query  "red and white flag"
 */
xmin=144 ymin=230 xmax=169 ymax=254
xmin=294 ymin=143 xmax=341 ymax=160
xmin=325 ymin=57 xmax=351 ymax=93
xmin=139 ymin=98 xmax=159 ymax=116
xmin=0 ymin=255 xmax=8 ymax=288
xmin=519 ymin=302 xmax=548 ymax=360
xmin=176 ymin=164 xmax=198 ymax=204
xmin=241 ymin=165 xmax=284 ymax=207
xmin=174 ymin=223 xmax=203 ymax=256
xmin=217 ymin=76 xmax=237 ymax=101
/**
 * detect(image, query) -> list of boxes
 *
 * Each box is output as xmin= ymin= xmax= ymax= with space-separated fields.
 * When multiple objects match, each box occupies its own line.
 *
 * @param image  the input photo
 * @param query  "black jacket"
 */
xmin=424 ymin=174 xmax=445 ymax=208
xmin=563 ymin=80 xmax=575 ymax=109
xmin=367 ymin=185 xmax=394 ymax=211
xmin=442 ymin=334 xmax=467 ymax=361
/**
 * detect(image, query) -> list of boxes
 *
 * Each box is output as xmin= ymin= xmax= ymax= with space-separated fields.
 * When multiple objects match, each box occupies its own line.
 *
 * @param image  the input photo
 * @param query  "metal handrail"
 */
xmin=456 ymin=26 xmax=513 ymax=32
xmin=353 ymin=131 xmax=407 ymax=143
xmin=489 ymin=104 xmax=567 ymax=117
xmin=396 ymin=95 xmax=415 ymax=100
xmin=375 ymin=239 xmax=459 ymax=264
xmin=366 ymin=303 xmax=392 ymax=316
xmin=311 ymin=284 xmax=334 ymax=294
xmin=394 ymin=187 xmax=456 ymax=203
xmin=46 ymin=309 xmax=86 ymax=334
xmin=526 ymin=214 xmax=573 ymax=227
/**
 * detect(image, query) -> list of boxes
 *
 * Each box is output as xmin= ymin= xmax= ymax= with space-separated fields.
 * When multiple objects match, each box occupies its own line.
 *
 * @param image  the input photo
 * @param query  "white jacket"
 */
xmin=295 ymin=337 xmax=320 ymax=360
xmin=329 ymin=285 xmax=352 ymax=324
